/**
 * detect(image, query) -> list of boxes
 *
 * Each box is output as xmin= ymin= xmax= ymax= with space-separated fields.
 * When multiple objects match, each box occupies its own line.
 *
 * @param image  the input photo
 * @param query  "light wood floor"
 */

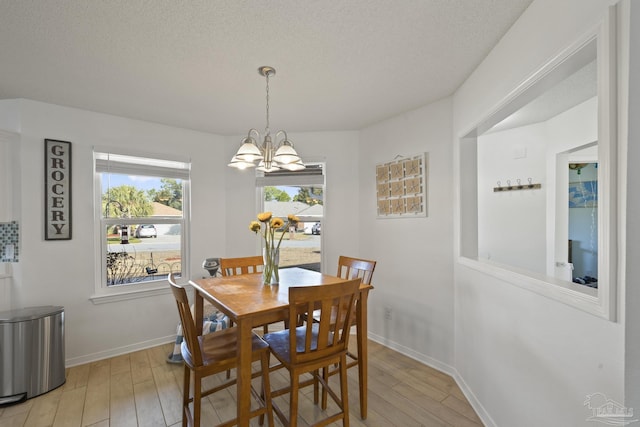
xmin=0 ymin=337 xmax=483 ymax=427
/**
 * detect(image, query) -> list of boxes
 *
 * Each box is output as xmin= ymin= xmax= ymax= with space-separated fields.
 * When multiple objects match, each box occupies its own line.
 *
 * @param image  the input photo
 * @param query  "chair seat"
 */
xmin=264 ymin=324 xmax=329 ymax=365
xmin=181 ymin=327 xmax=268 ymax=369
xmin=168 ymin=309 xmax=229 ymax=364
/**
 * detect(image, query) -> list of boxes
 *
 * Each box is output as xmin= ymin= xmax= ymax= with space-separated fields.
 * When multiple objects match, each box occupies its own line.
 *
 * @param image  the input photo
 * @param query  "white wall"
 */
xmin=453 ymin=1 xmax=624 ymax=426
xmin=358 ymin=97 xmax=455 ymax=368
xmin=0 ymin=129 xmax=19 ymax=311
xmin=0 ymin=99 xmax=21 ymax=133
xmin=478 ymin=123 xmax=548 ymax=273
xmin=0 ymin=99 xmax=228 ymax=365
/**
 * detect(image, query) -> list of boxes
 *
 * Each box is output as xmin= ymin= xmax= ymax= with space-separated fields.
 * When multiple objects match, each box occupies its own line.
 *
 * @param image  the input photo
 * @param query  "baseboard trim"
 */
xmin=367 ymin=332 xmax=497 ymax=427
xmin=451 ymin=369 xmax=498 ymax=427
xmin=367 ymin=331 xmax=455 ymax=376
xmin=65 ymin=335 xmax=176 ymax=367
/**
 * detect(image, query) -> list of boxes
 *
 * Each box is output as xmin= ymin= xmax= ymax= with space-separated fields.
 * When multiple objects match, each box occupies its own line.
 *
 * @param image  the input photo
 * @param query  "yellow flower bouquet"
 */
xmin=250 ymin=212 xmax=300 ymax=285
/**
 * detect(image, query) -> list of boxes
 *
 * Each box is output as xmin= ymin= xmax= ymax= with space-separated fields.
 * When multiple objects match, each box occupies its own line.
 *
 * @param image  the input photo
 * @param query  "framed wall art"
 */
xmin=45 ymin=139 xmax=72 ymax=240
xmin=376 ymin=152 xmax=427 ymax=218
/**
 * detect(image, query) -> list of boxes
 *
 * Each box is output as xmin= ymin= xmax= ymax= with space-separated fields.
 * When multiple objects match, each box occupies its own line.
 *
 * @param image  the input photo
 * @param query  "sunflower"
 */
xmin=249 ymin=221 xmax=261 ymax=233
xmin=257 ymin=212 xmax=272 ymax=222
xmin=249 ymin=211 xmax=300 ymax=284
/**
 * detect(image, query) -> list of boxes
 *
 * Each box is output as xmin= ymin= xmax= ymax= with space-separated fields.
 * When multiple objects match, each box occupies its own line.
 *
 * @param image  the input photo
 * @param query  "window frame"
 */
xmin=255 ymin=162 xmax=326 ymax=272
xmin=90 ymin=148 xmax=191 ymax=304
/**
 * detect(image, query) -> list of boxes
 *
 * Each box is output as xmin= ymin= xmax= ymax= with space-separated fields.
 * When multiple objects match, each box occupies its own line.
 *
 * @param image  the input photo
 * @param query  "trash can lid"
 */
xmin=0 ymin=306 xmax=64 ymax=323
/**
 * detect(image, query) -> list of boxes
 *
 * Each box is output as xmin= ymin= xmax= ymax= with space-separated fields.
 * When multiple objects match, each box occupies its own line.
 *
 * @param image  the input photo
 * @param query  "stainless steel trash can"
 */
xmin=0 ymin=306 xmax=65 ymax=406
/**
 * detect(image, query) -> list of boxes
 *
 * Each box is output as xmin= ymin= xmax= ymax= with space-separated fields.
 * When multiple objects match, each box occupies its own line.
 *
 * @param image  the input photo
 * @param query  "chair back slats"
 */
xmin=220 ymin=256 xmax=264 ymax=276
xmin=337 ymin=255 xmax=376 ymax=285
xmin=303 ymin=301 xmax=315 ymax=351
xmin=168 ymin=273 xmax=203 ymax=367
xmin=288 ymin=279 xmax=361 ymax=365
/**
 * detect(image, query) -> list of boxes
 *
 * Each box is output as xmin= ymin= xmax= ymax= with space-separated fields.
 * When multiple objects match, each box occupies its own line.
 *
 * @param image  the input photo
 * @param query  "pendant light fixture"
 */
xmin=228 ymin=66 xmax=305 ymax=172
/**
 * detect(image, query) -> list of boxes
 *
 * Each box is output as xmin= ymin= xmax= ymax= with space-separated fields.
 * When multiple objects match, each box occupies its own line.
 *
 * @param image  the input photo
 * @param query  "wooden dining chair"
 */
xmin=263 ymin=279 xmax=361 ymax=427
xmin=317 ymin=256 xmax=376 ymax=415
xmin=336 ymin=256 xmax=376 ymax=363
xmin=336 ymin=255 xmax=376 ymax=287
xmin=168 ymin=273 xmax=274 ymax=427
xmin=220 ymin=255 xmax=264 ymax=276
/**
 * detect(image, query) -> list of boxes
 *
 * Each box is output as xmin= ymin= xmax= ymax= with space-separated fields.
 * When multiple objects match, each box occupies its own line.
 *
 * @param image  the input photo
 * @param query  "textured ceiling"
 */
xmin=0 ymin=0 xmax=533 ymax=135
xmin=488 ymin=60 xmax=597 ymax=134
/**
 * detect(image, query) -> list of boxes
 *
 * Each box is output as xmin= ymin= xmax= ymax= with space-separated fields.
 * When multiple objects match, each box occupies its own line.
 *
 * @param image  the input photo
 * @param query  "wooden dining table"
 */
xmin=189 ymin=267 xmax=373 ymax=426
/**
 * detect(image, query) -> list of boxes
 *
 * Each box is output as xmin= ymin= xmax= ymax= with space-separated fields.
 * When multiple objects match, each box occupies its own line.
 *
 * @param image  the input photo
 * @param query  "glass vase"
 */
xmin=262 ymin=247 xmax=280 ymax=285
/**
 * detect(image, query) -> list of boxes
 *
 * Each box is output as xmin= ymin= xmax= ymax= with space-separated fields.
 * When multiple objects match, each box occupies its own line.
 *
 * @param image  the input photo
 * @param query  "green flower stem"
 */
xmin=263 ymin=240 xmax=279 ymax=285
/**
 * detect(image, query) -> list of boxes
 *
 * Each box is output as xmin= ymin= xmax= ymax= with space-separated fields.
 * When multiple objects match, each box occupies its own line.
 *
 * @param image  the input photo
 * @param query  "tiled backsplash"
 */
xmin=0 ymin=221 xmax=19 ymax=262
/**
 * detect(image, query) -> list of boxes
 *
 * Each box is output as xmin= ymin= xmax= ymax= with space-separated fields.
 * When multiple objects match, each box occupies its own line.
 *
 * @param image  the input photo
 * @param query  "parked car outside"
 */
xmin=135 ymin=224 xmax=157 ymax=238
xmin=312 ymin=222 xmax=321 ymax=235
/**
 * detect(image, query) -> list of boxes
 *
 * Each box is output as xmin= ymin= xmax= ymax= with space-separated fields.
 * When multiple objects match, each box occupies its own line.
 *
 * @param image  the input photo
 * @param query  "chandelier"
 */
xmin=228 ymin=66 xmax=305 ymax=172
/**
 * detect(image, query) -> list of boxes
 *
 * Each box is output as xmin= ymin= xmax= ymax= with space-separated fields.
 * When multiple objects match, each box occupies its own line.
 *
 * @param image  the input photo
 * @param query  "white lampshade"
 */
xmin=281 ymin=160 xmax=305 ymax=171
xmin=256 ymin=160 xmax=281 ymax=173
xmin=233 ymin=138 xmax=263 ymax=163
xmin=228 ymin=157 xmax=256 ymax=169
xmin=273 ymin=141 xmax=301 ymax=164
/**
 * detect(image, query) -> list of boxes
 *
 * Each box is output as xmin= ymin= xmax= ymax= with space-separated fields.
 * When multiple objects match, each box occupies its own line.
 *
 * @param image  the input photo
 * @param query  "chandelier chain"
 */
xmin=265 ymin=71 xmax=270 ymax=133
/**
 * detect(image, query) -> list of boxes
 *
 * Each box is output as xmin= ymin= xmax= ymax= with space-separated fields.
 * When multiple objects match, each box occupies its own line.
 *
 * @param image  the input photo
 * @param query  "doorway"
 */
xmin=568 ymin=162 xmax=598 ymax=286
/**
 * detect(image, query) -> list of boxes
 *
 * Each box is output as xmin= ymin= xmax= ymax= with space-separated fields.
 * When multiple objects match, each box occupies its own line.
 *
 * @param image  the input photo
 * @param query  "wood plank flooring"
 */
xmin=0 ymin=337 xmax=483 ymax=427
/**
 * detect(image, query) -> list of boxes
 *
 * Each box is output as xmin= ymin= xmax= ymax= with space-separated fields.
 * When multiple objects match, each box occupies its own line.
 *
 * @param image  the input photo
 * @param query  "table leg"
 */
xmin=357 ymin=289 xmax=369 ymax=419
xmin=236 ymin=319 xmax=253 ymax=426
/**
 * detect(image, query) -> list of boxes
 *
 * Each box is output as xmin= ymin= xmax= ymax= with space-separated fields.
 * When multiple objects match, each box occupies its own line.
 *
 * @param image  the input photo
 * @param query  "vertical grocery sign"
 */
xmin=44 ymin=139 xmax=72 ymax=240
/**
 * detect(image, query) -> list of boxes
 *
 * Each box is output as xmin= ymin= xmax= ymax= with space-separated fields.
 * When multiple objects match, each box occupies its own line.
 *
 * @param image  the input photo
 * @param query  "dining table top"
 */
xmin=189 ymin=267 xmax=373 ymax=321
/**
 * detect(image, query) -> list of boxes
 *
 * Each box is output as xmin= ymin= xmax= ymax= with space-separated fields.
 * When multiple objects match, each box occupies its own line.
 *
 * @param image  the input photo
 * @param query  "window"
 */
xmin=256 ymin=164 xmax=325 ymax=272
xmin=92 ymin=149 xmax=190 ymax=303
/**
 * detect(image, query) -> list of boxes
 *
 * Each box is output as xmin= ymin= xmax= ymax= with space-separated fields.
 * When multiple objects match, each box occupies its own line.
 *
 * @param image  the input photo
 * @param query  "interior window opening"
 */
xmin=458 ymin=11 xmax=619 ymax=320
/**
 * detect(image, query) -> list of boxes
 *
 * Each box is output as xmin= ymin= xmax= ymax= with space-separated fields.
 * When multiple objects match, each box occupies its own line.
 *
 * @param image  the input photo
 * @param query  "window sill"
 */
xmin=90 ymin=284 xmax=172 ymax=305
xmin=457 ymin=256 xmax=608 ymax=319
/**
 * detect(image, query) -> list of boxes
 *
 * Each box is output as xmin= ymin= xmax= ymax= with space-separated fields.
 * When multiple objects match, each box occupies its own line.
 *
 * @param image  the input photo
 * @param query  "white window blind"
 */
xmin=95 ymin=151 xmax=190 ymax=180
xmin=255 ymin=164 xmax=324 ymax=187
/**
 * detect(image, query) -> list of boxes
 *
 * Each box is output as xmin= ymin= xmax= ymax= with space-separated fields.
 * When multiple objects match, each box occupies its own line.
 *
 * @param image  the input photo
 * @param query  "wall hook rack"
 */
xmin=493 ymin=178 xmax=541 ymax=192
